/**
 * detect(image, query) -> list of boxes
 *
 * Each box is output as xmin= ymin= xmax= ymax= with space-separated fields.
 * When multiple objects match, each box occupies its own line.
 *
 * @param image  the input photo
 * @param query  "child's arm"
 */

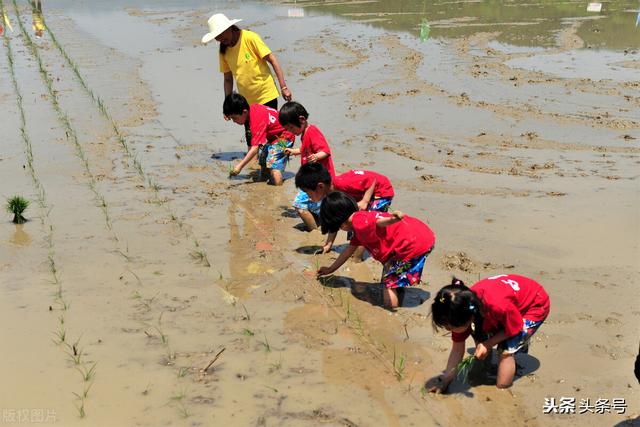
xmin=357 ymin=179 xmax=377 ymax=211
xmin=317 ymin=245 xmax=357 ymax=276
xmin=475 ymin=330 xmax=509 ymax=360
xmin=231 ymin=145 xmax=260 ymax=176
xmin=319 ymin=232 xmax=337 ymax=254
xmin=429 ymin=340 xmax=465 ymax=394
xmin=375 ymin=210 xmax=404 ymax=227
xmin=306 ymin=151 xmax=329 ymax=163
xmin=284 ymin=147 xmax=301 ymax=156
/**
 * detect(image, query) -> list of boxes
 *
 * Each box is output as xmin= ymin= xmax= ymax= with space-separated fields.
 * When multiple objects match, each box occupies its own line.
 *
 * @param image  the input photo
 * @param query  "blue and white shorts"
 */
xmin=498 ymin=319 xmax=544 ymax=354
xmin=292 ymin=189 xmax=322 ymax=215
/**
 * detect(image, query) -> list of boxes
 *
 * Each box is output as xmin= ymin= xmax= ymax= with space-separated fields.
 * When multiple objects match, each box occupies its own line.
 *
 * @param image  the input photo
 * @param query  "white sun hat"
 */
xmin=202 ymin=13 xmax=242 ymax=44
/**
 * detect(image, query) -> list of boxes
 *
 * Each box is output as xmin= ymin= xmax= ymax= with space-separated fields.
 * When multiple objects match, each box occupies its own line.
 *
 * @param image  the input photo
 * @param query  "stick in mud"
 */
xmin=202 ymin=347 xmax=226 ymax=373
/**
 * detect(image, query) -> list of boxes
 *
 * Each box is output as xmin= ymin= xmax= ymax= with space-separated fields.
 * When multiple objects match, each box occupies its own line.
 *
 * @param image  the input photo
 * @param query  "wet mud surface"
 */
xmin=0 ymin=0 xmax=638 ymax=425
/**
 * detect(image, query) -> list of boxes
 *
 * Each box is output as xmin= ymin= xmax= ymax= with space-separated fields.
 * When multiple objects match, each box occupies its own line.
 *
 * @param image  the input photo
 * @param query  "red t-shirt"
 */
xmin=249 ymin=104 xmax=294 ymax=147
xmin=300 ymin=125 xmax=335 ymax=177
xmin=349 ymin=211 xmax=435 ymax=263
xmin=333 ymin=170 xmax=394 ymax=201
xmin=452 ymin=274 xmax=551 ymax=342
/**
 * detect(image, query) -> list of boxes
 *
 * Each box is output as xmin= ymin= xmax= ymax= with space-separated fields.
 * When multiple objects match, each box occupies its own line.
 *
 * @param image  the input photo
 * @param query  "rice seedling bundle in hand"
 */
xmin=6 ymin=195 xmax=29 ymax=224
xmin=456 ymin=355 xmax=475 ymax=384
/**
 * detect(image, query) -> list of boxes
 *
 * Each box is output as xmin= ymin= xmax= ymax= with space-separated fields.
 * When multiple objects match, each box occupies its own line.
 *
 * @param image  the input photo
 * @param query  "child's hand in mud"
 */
xmin=474 ymin=342 xmax=490 ymax=360
xmin=229 ymin=166 xmax=241 ymax=177
xmin=315 ymin=244 xmax=332 ymax=255
xmin=317 ymin=266 xmax=334 ymax=276
xmin=426 ymin=373 xmax=453 ymax=394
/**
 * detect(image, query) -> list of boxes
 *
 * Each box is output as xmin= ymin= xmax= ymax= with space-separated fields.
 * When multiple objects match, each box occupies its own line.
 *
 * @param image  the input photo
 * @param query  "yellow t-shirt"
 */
xmin=219 ymin=30 xmax=279 ymax=105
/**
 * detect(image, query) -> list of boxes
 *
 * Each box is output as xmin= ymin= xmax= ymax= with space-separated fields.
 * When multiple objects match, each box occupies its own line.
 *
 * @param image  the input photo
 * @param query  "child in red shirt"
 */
xmin=295 ymin=163 xmax=395 ymax=255
xmin=278 ymin=101 xmax=334 ymax=231
xmin=430 ymin=274 xmax=550 ymax=391
xmin=224 ymin=93 xmax=294 ymax=185
xmin=317 ymin=192 xmax=435 ymax=309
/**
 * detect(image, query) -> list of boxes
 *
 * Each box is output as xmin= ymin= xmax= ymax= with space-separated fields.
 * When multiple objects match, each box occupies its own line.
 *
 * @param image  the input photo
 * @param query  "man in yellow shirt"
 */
xmin=202 ymin=13 xmax=292 ymax=110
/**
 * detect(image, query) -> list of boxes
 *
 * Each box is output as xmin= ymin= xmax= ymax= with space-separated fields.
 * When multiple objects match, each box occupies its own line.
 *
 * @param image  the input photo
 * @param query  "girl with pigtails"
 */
xmin=430 ymin=274 xmax=550 ymax=392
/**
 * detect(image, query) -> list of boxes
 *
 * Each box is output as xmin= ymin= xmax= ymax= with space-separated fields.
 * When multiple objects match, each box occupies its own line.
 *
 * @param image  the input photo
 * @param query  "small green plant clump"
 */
xmin=6 ymin=195 xmax=29 ymax=224
xmin=456 ymin=355 xmax=476 ymax=384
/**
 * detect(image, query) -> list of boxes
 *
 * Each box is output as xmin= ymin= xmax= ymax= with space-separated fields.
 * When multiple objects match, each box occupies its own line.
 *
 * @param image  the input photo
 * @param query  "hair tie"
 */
xmin=469 ymin=304 xmax=475 ymax=311
xmin=439 ymin=296 xmax=445 ymax=303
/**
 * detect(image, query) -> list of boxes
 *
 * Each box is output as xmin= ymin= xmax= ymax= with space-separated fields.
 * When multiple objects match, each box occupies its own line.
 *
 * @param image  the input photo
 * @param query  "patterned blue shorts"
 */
xmin=382 ymin=247 xmax=432 ymax=289
xmin=292 ymin=189 xmax=322 ymax=215
xmin=258 ymin=139 xmax=294 ymax=172
xmin=498 ymin=319 xmax=544 ymax=354
xmin=368 ymin=197 xmax=392 ymax=212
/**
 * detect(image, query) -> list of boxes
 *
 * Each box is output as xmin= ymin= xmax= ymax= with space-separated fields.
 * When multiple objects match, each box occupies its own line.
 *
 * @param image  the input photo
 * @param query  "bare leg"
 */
xmin=270 ymin=169 xmax=284 ymax=186
xmin=351 ymin=246 xmax=366 ymax=262
xmin=496 ymin=353 xmax=516 ymax=388
xmin=297 ymin=209 xmax=317 ymax=231
xmin=382 ymin=287 xmax=399 ymax=309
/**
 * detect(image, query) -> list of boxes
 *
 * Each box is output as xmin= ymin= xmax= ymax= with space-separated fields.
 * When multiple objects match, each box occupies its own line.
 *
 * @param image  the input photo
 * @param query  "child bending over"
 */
xmin=317 ymin=192 xmax=435 ymax=309
xmin=430 ymin=275 xmax=550 ymax=392
xmin=278 ymin=101 xmax=335 ymax=231
xmin=224 ymin=93 xmax=294 ymax=185
xmin=295 ymin=163 xmax=394 ymax=256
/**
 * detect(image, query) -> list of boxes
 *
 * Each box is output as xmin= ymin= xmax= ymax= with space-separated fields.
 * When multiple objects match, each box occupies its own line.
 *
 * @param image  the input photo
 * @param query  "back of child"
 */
xmin=333 ymin=169 xmax=394 ymax=212
xmin=279 ymin=101 xmax=334 ymax=231
xmin=224 ymin=93 xmax=294 ymax=185
xmin=317 ymin=192 xmax=435 ymax=308
xmin=430 ymin=274 xmax=550 ymax=392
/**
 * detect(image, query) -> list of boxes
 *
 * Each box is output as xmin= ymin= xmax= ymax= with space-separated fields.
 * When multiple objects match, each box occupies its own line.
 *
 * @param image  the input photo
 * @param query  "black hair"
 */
xmin=295 ymin=163 xmax=332 ymax=191
xmin=431 ymin=278 xmax=486 ymax=342
xmin=219 ymin=25 xmax=240 ymax=54
xmin=223 ymin=92 xmax=249 ymax=116
xmin=319 ymin=191 xmax=357 ymax=235
xmin=278 ymin=101 xmax=309 ymax=127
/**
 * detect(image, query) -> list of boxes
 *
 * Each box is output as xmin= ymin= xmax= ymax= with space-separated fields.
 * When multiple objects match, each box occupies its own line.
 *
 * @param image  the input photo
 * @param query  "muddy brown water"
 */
xmin=0 ymin=0 xmax=638 ymax=425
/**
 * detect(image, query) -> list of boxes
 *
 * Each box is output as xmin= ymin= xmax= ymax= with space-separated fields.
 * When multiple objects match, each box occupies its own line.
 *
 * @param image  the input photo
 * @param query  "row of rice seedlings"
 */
xmin=2 ymin=0 xmax=67 ymax=315
xmin=12 ymin=2 xmax=117 ymax=236
xmin=7 ymin=3 xmax=99 ymax=418
xmin=39 ymin=11 xmax=210 ymax=267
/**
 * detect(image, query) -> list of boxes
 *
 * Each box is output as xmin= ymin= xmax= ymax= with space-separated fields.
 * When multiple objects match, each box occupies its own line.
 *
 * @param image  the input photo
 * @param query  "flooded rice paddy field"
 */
xmin=0 ymin=0 xmax=638 ymax=425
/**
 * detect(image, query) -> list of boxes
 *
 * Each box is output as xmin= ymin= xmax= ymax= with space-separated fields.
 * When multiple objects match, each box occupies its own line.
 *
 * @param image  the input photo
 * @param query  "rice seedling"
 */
xmin=264 ymin=385 xmax=278 ymax=393
xmin=240 ymin=304 xmax=251 ymax=321
xmin=455 ymin=355 xmax=476 ymax=384
xmin=393 ymin=347 xmax=406 ymax=381
xmin=53 ymin=325 xmax=66 ymax=344
xmin=76 ymin=362 xmax=97 ymax=382
xmin=242 ymin=328 xmax=255 ymax=337
xmin=261 ymin=334 xmax=272 ymax=353
xmin=73 ymin=396 xmax=86 ymax=419
xmin=177 ymin=367 xmax=189 ymax=378
xmin=6 ymin=195 xmax=29 ymax=223
xmin=176 ymin=403 xmax=190 ymax=419
xmin=268 ymin=356 xmax=283 ymax=373
xmin=72 ymin=382 xmax=93 ymax=400
xmin=190 ymin=249 xmax=211 ymax=267
xmin=170 ymin=389 xmax=186 ymax=401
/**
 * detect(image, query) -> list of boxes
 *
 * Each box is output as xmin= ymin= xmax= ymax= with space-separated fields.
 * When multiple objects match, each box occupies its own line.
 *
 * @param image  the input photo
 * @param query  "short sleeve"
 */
xmin=451 ymin=329 xmax=471 ymax=342
xmin=249 ymin=108 xmax=268 ymax=146
xmin=248 ymin=32 xmax=272 ymax=60
xmin=349 ymin=212 xmax=378 ymax=246
xmin=219 ymin=52 xmax=230 ymax=73
xmin=310 ymin=128 xmax=331 ymax=156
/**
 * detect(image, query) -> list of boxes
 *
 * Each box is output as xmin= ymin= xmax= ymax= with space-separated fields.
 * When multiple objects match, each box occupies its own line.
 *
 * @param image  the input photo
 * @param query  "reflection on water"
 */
xmin=10 ymin=224 xmax=31 ymax=246
xmin=288 ymin=0 xmax=640 ymax=50
xmin=30 ymin=0 xmax=44 ymax=39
